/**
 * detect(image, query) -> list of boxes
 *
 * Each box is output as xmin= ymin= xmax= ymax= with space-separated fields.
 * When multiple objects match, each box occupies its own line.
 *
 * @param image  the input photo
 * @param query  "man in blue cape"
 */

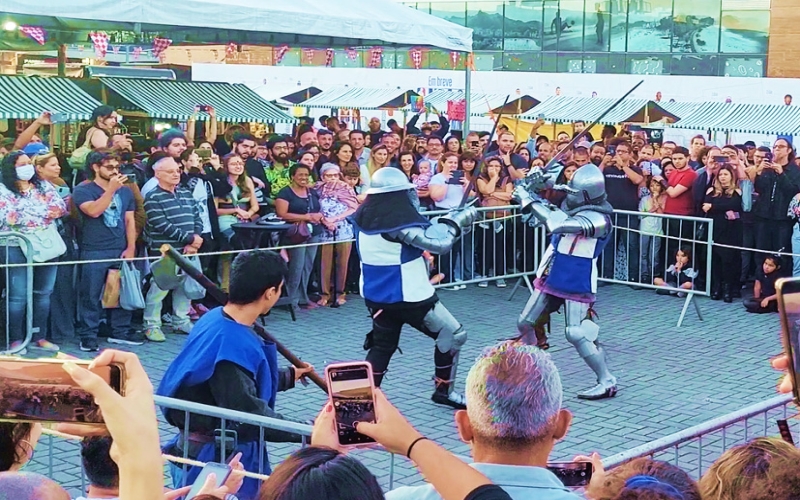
xmin=157 ymin=250 xmax=313 ymax=499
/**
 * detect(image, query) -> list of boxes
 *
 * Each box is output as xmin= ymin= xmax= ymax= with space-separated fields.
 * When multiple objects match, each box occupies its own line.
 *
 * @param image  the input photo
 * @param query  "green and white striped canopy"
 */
xmin=672 ymin=102 xmax=800 ymax=135
xmin=0 ymin=75 xmax=102 ymax=120
xmin=520 ymin=96 xmax=678 ymax=125
xmin=100 ymin=78 xmax=295 ymax=124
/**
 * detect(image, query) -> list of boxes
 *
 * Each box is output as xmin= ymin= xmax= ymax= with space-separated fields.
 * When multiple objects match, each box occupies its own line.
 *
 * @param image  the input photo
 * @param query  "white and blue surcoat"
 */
xmin=356 ymin=228 xmax=436 ymax=308
xmin=535 ymin=232 xmax=611 ymax=303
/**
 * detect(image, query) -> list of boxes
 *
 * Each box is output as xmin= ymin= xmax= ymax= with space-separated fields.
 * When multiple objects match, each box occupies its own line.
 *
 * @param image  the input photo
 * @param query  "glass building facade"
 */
xmin=402 ymin=0 xmax=770 ymax=77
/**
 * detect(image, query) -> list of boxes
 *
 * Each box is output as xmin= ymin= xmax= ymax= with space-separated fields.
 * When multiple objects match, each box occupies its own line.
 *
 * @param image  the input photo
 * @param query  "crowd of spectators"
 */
xmin=2 ymin=107 xmax=800 ymax=355
xmin=0 ymin=341 xmax=794 ymax=499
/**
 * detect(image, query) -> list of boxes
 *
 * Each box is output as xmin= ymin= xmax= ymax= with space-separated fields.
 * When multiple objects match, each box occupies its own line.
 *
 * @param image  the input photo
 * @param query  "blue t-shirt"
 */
xmin=72 ymin=182 xmax=135 ymax=252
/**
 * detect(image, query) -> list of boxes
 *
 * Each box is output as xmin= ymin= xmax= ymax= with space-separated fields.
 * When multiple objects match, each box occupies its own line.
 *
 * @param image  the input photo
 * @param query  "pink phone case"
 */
xmin=325 ymin=361 xmax=378 ymax=448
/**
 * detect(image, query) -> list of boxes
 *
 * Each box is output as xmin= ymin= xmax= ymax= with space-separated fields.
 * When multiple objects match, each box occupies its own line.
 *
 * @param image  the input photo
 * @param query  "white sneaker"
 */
xmin=446 ymin=284 xmax=461 ymax=291
xmin=459 ymin=284 xmax=467 ymax=290
xmin=496 ymin=279 xmax=507 ymax=288
xmin=478 ymin=281 xmax=488 ymax=288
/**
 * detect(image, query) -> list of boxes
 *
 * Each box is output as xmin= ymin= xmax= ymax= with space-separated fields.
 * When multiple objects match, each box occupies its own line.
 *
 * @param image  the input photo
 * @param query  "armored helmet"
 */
xmin=564 ymin=164 xmax=607 ymax=209
xmin=366 ymin=167 xmax=415 ymax=194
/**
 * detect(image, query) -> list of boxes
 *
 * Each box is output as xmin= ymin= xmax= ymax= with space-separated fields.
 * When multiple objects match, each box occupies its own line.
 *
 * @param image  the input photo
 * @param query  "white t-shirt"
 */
xmin=429 ymin=173 xmax=464 ymax=209
xmin=141 ymin=177 xmax=158 ymax=198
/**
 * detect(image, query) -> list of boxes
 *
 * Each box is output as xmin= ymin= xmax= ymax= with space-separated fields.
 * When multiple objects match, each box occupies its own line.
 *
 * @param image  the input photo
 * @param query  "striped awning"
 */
xmin=98 ymin=78 xmax=295 ymax=123
xmin=718 ymin=104 xmax=800 ymax=135
xmin=520 ymin=97 xmax=679 ymax=125
xmin=422 ymin=90 xmax=539 ymax=117
xmin=299 ymin=87 xmax=419 ymax=109
xmin=670 ymin=102 xmax=740 ymax=131
xmin=658 ymin=101 xmax=704 ymax=119
xmin=0 ymin=75 xmax=102 ymax=120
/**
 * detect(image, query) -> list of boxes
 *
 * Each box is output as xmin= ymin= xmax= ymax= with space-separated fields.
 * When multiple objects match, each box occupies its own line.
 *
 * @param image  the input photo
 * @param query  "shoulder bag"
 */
xmin=284 ymin=190 xmax=314 ymax=245
xmin=20 ymin=223 xmax=67 ymax=263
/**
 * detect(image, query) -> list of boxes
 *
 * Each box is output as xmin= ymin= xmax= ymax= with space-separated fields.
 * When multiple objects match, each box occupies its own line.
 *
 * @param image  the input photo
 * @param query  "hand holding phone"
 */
xmin=547 ymin=461 xmax=593 ymax=487
xmin=325 ymin=362 xmax=378 ymax=446
xmin=447 ymin=170 xmax=465 ymax=185
xmin=185 ymin=462 xmax=232 ymax=499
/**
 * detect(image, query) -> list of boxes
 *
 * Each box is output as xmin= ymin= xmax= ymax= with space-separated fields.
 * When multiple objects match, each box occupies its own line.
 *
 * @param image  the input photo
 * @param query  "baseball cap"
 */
xmin=22 ymin=142 xmax=50 ymax=156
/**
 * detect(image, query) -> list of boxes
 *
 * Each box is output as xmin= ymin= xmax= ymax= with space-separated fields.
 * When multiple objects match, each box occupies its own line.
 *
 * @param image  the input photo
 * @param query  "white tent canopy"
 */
xmin=1 ymin=0 xmax=473 ymax=52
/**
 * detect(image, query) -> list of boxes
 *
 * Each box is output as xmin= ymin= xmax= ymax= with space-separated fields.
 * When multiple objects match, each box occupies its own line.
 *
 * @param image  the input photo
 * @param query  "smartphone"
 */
xmin=776 ymin=277 xmax=800 ymax=406
xmin=713 ymin=155 xmax=728 ymax=164
xmin=55 ymin=185 xmax=71 ymax=199
xmin=50 ymin=112 xmax=68 ymax=124
xmin=325 ymin=362 xmax=377 ymax=446
xmin=0 ymin=358 xmax=123 ymax=424
xmin=185 ymin=462 xmax=231 ymax=499
xmin=447 ymin=170 xmax=465 ymax=185
xmin=197 ymin=105 xmax=210 ymax=112
xmin=547 ymin=461 xmax=593 ymax=487
xmin=607 ymin=145 xmax=617 ymax=156
xmin=196 ymin=149 xmax=212 ymax=160
xmin=765 ymin=152 xmax=774 ymax=162
xmin=628 ymin=124 xmax=642 ymax=132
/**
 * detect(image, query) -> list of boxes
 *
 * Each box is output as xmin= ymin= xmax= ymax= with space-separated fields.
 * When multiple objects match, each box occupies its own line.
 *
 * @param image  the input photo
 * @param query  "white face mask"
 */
xmin=16 ymin=164 xmax=36 ymax=181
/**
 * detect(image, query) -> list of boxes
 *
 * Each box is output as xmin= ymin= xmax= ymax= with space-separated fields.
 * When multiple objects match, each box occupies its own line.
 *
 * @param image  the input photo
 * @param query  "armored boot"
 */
xmin=533 ymin=312 xmax=551 ymax=350
xmin=576 ymin=348 xmax=618 ymax=400
xmin=431 ymin=377 xmax=467 ymax=410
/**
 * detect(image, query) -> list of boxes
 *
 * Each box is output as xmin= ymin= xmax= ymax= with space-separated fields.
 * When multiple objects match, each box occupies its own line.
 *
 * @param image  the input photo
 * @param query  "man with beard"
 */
xmin=424 ymin=136 xmax=445 ymax=171
xmin=73 ymin=150 xmax=144 ymax=352
xmin=537 ymin=142 xmax=555 ymax=165
xmin=572 ymin=146 xmax=591 ymax=167
xmin=316 ymin=129 xmax=334 ymax=172
xmin=349 ymin=167 xmax=477 ymax=409
xmin=263 ymin=136 xmax=295 ymax=205
xmin=232 ymin=132 xmax=268 ymax=196
xmin=109 ymin=133 xmax=146 ymax=188
xmin=589 ymin=143 xmax=606 ymax=166
xmin=381 ymin=132 xmax=402 ymax=166
xmin=367 ymin=117 xmax=386 ymax=146
xmin=495 ymin=131 xmax=529 ymax=180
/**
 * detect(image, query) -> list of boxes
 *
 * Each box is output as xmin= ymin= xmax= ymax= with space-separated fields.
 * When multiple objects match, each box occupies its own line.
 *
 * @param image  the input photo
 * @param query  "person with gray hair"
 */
xmin=386 ymin=341 xmax=581 ymax=500
xmin=0 ymin=471 xmax=71 ymax=500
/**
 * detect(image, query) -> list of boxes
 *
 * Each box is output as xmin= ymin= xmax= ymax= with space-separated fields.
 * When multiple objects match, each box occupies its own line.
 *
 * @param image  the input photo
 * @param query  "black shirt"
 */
xmin=603 ymin=164 xmax=642 ymax=211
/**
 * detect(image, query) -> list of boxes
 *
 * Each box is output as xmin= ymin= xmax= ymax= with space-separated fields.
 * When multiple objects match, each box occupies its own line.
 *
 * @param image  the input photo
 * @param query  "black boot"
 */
xmin=710 ymin=283 xmax=721 ymax=301
xmin=723 ymin=283 xmax=732 ymax=303
xmin=431 ymin=378 xmax=466 ymax=410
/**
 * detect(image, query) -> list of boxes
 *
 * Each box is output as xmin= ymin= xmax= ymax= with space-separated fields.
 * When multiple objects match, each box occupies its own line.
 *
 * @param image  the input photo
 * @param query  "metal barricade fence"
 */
xmin=0 ymin=231 xmax=35 ymax=354
xmin=603 ymin=394 xmax=796 ymax=479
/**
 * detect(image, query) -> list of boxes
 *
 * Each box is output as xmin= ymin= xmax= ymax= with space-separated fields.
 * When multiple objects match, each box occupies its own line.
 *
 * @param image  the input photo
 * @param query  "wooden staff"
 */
xmin=160 ymin=245 xmax=327 ymax=392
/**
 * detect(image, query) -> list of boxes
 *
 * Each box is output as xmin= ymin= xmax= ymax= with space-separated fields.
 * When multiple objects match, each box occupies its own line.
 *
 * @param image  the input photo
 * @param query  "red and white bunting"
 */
xmin=90 ymin=31 xmax=109 ymax=58
xmin=226 ymin=42 xmax=237 ymax=55
xmin=325 ymin=48 xmax=334 ymax=67
xmin=345 ymin=47 xmax=359 ymax=61
xmin=409 ymin=48 xmax=422 ymax=69
xmin=132 ymin=47 xmax=143 ymax=60
xmin=20 ymin=25 xmax=46 ymax=45
xmin=302 ymin=48 xmax=315 ymax=64
xmin=368 ymin=47 xmax=383 ymax=68
xmin=450 ymin=51 xmax=459 ymax=68
xmin=275 ymin=45 xmax=290 ymax=64
xmin=152 ymin=37 xmax=172 ymax=60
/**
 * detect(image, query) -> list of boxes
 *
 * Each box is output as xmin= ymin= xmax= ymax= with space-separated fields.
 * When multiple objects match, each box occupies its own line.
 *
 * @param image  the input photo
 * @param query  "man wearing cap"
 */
xmin=349 ymin=168 xmax=477 ymax=409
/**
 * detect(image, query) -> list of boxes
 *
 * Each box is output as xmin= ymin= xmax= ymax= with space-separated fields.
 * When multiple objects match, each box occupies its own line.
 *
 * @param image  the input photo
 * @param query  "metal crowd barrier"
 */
xmin=0 ymin=231 xmax=35 ymax=354
xmin=603 ymin=394 xmax=796 ymax=479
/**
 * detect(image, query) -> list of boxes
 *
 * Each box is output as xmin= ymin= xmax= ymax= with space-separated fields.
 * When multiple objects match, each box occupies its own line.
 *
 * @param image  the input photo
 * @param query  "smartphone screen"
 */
xmin=777 ymin=277 xmax=800 ymax=405
xmin=186 ymin=462 xmax=231 ymax=499
xmin=196 ymin=149 xmax=212 ymax=160
xmin=765 ymin=152 xmax=774 ymax=162
xmin=0 ymin=359 xmax=122 ymax=424
xmin=607 ymin=145 xmax=617 ymax=156
xmin=50 ymin=112 xmax=68 ymax=123
xmin=447 ymin=170 xmax=465 ymax=185
xmin=547 ymin=462 xmax=593 ymax=487
xmin=327 ymin=364 xmax=376 ymax=446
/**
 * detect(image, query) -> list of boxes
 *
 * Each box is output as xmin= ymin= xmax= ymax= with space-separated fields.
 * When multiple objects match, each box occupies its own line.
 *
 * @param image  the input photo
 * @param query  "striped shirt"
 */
xmin=144 ymin=185 xmax=203 ymax=250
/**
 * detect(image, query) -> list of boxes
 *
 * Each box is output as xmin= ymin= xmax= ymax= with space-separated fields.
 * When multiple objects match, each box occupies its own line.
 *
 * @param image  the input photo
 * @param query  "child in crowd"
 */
xmin=744 ymin=254 xmax=783 ymax=313
xmin=412 ymin=160 xmax=432 ymax=190
xmin=654 ymin=246 xmax=698 ymax=297
xmin=639 ymin=176 xmax=667 ymax=283
xmin=342 ymin=164 xmax=365 ymax=203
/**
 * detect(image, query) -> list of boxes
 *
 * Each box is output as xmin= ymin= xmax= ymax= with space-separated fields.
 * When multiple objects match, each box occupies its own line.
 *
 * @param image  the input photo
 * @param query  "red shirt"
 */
xmin=664 ymin=168 xmax=697 ymax=215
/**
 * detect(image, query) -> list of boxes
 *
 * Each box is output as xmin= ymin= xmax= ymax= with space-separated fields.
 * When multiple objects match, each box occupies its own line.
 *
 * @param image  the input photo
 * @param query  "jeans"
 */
xmin=76 ymin=249 xmax=133 ymax=341
xmin=1 ymin=246 xmax=58 ymax=343
xmin=49 ymin=251 xmax=77 ymax=340
xmin=144 ymin=278 xmax=191 ymax=328
xmin=285 ymin=236 xmax=318 ymax=307
xmin=640 ymin=234 xmax=663 ymax=281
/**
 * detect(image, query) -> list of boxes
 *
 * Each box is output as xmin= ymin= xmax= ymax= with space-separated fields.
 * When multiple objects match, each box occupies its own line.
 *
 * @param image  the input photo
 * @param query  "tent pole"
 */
xmin=57 ymin=44 xmax=67 ymax=77
xmin=464 ymin=54 xmax=471 ymax=133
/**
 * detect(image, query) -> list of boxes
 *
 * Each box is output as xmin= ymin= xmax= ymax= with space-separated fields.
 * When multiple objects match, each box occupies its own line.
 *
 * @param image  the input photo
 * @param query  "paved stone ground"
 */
xmin=25 ymin=282 xmax=796 ymax=496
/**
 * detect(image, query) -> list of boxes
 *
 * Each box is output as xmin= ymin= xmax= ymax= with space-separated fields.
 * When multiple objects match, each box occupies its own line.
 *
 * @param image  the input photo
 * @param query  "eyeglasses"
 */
xmin=103 ymin=165 xmax=121 ymax=171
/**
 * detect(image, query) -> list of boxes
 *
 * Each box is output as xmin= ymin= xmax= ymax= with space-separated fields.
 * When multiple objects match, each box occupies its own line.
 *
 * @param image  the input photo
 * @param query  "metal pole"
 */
xmin=464 ymin=53 xmax=472 ymax=133
xmin=57 ymin=44 xmax=67 ymax=77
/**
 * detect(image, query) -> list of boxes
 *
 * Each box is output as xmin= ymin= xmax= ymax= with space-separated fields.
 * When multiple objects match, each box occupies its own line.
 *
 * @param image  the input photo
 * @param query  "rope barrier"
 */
xmin=41 ymin=428 xmax=271 ymax=481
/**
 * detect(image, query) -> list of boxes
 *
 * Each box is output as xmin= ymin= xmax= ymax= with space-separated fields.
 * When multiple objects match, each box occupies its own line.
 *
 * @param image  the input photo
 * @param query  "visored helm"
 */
xmin=366 ymin=166 xmax=415 ymax=194
xmin=563 ymin=163 xmax=607 ymax=209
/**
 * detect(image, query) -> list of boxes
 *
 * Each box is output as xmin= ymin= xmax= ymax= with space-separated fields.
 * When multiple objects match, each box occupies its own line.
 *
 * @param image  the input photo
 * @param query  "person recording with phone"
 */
xmin=752 ymin=138 xmax=800 ymax=257
xmin=157 ymin=249 xmax=314 ymax=500
xmin=73 ymin=150 xmax=143 ymax=352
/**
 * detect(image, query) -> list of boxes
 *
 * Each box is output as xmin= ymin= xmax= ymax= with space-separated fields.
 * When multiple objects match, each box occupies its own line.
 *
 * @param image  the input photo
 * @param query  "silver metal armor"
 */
xmin=513 ymin=163 xmax=618 ymax=400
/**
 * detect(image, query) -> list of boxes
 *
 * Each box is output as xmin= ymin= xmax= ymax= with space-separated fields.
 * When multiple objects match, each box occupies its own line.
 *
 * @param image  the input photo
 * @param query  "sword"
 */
xmin=160 ymin=245 xmax=328 ymax=392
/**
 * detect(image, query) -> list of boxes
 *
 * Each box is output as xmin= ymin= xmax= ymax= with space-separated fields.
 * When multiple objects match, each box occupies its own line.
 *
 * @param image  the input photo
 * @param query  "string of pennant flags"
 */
xmin=16 ymin=26 xmax=473 ymax=69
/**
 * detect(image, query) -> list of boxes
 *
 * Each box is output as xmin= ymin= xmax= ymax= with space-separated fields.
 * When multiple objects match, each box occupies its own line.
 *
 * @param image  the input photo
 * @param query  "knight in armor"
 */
xmin=349 ymin=168 xmax=477 ymax=409
xmin=513 ymin=163 xmax=618 ymax=400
